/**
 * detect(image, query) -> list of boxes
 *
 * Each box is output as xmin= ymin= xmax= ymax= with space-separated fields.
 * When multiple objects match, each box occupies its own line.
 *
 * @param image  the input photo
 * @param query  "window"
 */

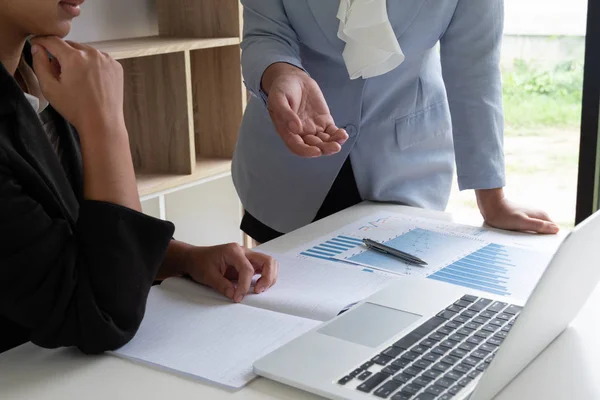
xmin=447 ymin=0 xmax=589 ymax=229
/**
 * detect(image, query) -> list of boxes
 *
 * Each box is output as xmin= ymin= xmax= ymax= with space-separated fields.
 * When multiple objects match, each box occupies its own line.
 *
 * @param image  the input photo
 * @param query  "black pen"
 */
xmin=362 ymin=238 xmax=428 ymax=266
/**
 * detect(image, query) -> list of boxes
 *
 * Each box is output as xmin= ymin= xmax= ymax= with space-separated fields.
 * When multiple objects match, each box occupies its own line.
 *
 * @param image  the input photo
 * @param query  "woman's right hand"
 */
xmin=30 ymin=36 xmax=125 ymax=134
xmin=31 ymin=36 xmax=141 ymax=211
xmin=262 ymin=63 xmax=348 ymax=158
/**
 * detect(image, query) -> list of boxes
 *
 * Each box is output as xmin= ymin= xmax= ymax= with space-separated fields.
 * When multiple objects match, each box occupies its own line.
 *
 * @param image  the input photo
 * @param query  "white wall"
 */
xmin=141 ymin=197 xmax=162 ymax=219
xmin=67 ymin=0 xmax=158 ymax=42
xmin=504 ymin=0 xmax=587 ymax=36
xmin=165 ymin=177 xmax=244 ymax=246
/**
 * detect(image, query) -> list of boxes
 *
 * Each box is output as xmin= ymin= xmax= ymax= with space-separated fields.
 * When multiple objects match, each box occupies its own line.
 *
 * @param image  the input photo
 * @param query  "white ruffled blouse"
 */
xmin=337 ymin=0 xmax=405 ymax=79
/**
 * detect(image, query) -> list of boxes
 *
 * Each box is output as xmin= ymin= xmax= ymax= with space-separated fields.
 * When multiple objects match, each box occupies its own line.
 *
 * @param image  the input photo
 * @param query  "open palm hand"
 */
xmin=267 ymin=69 xmax=348 ymax=157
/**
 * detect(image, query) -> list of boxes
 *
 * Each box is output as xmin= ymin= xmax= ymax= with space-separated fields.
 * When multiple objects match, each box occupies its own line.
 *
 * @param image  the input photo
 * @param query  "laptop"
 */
xmin=254 ymin=211 xmax=600 ymax=400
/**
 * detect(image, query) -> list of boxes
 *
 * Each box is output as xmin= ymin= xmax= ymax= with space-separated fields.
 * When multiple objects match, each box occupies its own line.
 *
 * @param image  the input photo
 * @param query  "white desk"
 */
xmin=1 ymin=203 xmax=599 ymax=400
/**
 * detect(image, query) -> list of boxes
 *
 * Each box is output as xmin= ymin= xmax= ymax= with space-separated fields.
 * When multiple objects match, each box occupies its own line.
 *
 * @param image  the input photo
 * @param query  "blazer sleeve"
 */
xmin=440 ymin=0 xmax=506 ymax=190
xmin=0 ymin=156 xmax=175 ymax=354
xmin=240 ymin=0 xmax=306 ymax=105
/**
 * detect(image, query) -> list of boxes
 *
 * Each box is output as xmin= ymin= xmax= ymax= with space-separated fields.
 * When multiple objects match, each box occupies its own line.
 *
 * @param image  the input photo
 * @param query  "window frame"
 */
xmin=575 ymin=0 xmax=600 ymax=225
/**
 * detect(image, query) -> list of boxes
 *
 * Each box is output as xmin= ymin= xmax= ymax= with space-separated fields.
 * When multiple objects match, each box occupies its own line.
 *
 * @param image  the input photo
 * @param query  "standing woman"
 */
xmin=233 ymin=0 xmax=559 ymax=243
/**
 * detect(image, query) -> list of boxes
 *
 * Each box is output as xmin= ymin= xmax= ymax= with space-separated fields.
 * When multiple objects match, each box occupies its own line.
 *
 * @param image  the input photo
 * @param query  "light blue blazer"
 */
xmin=233 ymin=0 xmax=505 ymax=233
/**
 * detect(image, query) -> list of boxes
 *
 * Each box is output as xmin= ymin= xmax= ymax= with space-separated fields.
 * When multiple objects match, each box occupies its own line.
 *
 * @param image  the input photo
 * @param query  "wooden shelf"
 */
xmin=137 ymin=158 xmax=232 ymax=197
xmin=85 ymin=36 xmax=240 ymax=60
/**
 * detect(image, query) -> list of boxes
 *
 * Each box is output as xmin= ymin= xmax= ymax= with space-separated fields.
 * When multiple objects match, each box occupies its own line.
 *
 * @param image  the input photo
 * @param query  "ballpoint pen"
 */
xmin=362 ymin=238 xmax=428 ymax=266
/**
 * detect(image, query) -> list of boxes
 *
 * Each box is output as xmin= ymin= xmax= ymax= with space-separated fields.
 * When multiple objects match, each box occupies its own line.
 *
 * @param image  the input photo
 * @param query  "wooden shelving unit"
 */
xmin=85 ymin=0 xmax=245 ymax=197
xmin=136 ymin=158 xmax=232 ymax=197
xmin=86 ymin=36 xmax=240 ymax=61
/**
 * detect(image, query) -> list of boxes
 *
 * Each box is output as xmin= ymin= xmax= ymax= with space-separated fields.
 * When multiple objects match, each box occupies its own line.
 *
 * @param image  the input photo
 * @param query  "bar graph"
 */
xmin=301 ymin=235 xmax=364 ymax=261
xmin=428 ymin=243 xmax=547 ymax=298
xmin=346 ymin=229 xmax=479 ymax=276
xmin=293 ymin=211 xmax=552 ymax=300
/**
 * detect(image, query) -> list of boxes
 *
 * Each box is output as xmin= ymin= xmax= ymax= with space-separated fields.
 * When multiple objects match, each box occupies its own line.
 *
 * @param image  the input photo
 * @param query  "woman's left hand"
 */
xmin=179 ymin=243 xmax=278 ymax=303
xmin=476 ymin=188 xmax=560 ymax=234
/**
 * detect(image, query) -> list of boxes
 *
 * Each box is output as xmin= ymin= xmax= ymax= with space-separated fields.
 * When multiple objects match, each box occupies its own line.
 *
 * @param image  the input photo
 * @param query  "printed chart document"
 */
xmin=291 ymin=212 xmax=565 ymax=302
xmin=111 ymin=255 xmax=395 ymax=390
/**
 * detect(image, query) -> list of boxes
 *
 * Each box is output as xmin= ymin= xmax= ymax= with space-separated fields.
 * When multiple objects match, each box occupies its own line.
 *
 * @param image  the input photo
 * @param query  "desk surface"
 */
xmin=1 ymin=203 xmax=599 ymax=400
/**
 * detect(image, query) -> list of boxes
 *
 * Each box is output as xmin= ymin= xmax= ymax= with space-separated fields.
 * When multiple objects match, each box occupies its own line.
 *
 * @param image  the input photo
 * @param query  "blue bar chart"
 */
xmin=347 ymin=229 xmax=478 ymax=275
xmin=294 ymin=212 xmax=551 ymax=300
xmin=301 ymin=235 xmax=364 ymax=261
xmin=428 ymin=243 xmax=544 ymax=297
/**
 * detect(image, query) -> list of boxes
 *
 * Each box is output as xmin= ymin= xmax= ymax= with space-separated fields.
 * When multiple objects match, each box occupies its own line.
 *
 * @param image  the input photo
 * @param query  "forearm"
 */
xmin=240 ymin=0 xmax=305 ymax=103
xmin=78 ymin=120 xmax=141 ymax=212
xmin=441 ymin=0 xmax=505 ymax=190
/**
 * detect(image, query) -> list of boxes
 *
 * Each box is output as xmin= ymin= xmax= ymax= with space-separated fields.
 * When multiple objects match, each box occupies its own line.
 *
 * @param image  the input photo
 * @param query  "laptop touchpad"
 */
xmin=318 ymin=302 xmax=422 ymax=348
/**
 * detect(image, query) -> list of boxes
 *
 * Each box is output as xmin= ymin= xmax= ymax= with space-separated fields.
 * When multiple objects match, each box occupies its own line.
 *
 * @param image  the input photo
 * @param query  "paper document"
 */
xmin=112 ymin=288 xmax=319 ymax=390
xmin=111 ymin=254 xmax=395 ymax=389
xmin=165 ymin=254 xmax=397 ymax=322
xmin=291 ymin=212 xmax=562 ymax=302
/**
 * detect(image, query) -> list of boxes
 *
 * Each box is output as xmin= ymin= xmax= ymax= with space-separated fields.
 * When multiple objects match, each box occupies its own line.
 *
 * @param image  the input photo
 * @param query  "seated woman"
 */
xmin=0 ymin=0 xmax=277 ymax=354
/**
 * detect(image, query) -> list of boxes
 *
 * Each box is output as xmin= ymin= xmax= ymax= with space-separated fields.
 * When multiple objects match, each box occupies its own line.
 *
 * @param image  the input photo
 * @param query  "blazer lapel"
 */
xmin=306 ymin=0 xmax=347 ymax=54
xmin=0 ymin=54 xmax=80 ymax=225
xmin=306 ymin=0 xmax=427 ymax=53
xmin=387 ymin=0 xmax=428 ymax=40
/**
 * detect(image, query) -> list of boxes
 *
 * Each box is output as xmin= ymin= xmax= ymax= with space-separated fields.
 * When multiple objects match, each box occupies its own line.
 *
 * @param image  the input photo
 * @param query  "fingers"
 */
xmin=30 ymin=36 xmax=76 ymax=60
xmin=281 ymin=132 xmax=322 ymax=158
xmin=315 ymin=140 xmax=342 ymax=156
xmin=31 ymin=44 xmax=59 ymax=94
xmin=325 ymin=124 xmax=349 ymax=145
xmin=268 ymin=91 xmax=322 ymax=158
xmin=268 ymin=90 xmax=302 ymax=133
xmin=245 ymin=250 xmax=278 ymax=294
xmin=267 ymin=88 xmax=348 ymax=157
xmin=65 ymin=40 xmax=91 ymax=51
xmin=521 ymin=209 xmax=560 ymax=233
xmin=203 ymin=271 xmax=236 ymax=301
xmin=524 ymin=209 xmax=553 ymax=222
xmin=514 ymin=215 xmax=560 ymax=234
xmin=223 ymin=244 xmax=257 ymax=303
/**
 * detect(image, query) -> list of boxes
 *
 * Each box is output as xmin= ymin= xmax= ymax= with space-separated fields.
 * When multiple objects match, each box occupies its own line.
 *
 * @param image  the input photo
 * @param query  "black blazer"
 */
xmin=0 ymin=48 xmax=175 ymax=354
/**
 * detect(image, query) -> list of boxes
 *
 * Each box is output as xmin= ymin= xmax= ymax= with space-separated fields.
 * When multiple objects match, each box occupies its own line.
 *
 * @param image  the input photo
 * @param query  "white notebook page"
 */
xmin=162 ymin=254 xmax=397 ymax=322
xmin=112 ymin=287 xmax=319 ymax=389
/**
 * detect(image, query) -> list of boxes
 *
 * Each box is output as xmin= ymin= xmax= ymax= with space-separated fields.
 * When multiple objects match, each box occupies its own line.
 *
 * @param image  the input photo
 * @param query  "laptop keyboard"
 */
xmin=337 ymin=295 xmax=522 ymax=399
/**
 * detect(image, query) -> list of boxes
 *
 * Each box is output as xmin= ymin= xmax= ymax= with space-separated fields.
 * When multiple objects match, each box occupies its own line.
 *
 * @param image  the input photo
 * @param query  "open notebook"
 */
xmin=111 ymin=254 xmax=396 ymax=390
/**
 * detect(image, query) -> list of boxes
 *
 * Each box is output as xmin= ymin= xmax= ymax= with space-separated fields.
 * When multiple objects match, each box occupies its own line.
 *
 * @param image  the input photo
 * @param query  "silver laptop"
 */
xmin=254 ymin=211 xmax=600 ymax=400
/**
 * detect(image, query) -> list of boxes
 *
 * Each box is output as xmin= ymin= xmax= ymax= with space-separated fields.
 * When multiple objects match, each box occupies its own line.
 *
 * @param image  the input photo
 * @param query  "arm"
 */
xmin=79 ymin=119 xmax=141 ymax=211
xmin=440 ymin=0 xmax=505 ymax=192
xmin=440 ymin=3 xmax=558 ymax=234
xmin=31 ymin=39 xmax=141 ymax=211
xmin=240 ymin=0 xmax=305 ymax=103
xmin=240 ymin=0 xmax=347 ymax=157
xmin=0 ymin=37 xmax=176 ymax=353
xmin=0 ymin=157 xmax=174 ymax=354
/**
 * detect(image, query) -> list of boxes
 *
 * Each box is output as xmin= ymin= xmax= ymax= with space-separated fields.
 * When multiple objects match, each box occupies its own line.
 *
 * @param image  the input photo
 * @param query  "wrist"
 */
xmin=158 ymin=240 xmax=195 ymax=280
xmin=261 ymin=62 xmax=306 ymax=95
xmin=476 ymin=188 xmax=505 ymax=218
xmin=75 ymin=114 xmax=127 ymax=137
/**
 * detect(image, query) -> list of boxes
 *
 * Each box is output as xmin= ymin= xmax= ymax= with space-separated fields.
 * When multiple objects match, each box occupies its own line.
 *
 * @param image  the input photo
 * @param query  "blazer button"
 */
xmin=345 ymin=124 xmax=357 ymax=138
